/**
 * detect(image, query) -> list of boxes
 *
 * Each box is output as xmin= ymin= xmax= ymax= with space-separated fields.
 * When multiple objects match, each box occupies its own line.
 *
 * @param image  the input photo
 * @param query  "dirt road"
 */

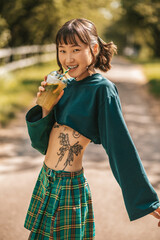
xmin=0 ymin=57 xmax=160 ymax=240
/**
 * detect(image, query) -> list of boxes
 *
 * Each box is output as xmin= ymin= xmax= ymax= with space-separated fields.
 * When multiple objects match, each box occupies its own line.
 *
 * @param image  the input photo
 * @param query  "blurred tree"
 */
xmin=0 ymin=0 xmax=61 ymax=46
xmin=0 ymin=15 xmax=11 ymax=48
xmin=122 ymin=0 xmax=160 ymax=57
xmin=0 ymin=0 xmax=115 ymax=47
xmin=54 ymin=0 xmax=113 ymax=36
xmin=105 ymin=0 xmax=160 ymax=57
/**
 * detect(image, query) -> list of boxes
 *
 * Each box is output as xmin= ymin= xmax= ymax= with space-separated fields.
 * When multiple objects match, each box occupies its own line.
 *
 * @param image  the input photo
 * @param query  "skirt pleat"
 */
xmin=24 ymin=162 xmax=95 ymax=239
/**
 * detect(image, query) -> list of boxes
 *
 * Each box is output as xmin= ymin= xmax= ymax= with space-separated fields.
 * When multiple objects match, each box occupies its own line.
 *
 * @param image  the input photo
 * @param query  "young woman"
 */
xmin=24 ymin=18 xmax=160 ymax=239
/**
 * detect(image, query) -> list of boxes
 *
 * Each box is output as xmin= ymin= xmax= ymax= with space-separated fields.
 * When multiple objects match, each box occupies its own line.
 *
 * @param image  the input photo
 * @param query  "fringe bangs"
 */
xmin=56 ymin=22 xmax=90 ymax=46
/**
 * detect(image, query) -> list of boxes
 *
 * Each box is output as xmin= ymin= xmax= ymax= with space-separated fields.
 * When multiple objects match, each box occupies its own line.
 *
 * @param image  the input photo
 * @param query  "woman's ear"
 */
xmin=93 ymin=43 xmax=99 ymax=55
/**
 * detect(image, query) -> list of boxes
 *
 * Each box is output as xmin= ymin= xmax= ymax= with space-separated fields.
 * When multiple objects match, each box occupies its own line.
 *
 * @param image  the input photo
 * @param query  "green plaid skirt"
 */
xmin=24 ymin=162 xmax=95 ymax=239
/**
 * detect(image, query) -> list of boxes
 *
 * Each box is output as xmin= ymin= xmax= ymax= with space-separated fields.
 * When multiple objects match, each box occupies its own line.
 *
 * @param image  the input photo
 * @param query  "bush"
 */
xmin=148 ymin=79 xmax=160 ymax=98
xmin=0 ymin=60 xmax=58 ymax=127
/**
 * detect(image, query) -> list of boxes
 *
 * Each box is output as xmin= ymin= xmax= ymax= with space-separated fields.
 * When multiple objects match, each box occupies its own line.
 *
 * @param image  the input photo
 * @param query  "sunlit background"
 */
xmin=0 ymin=1 xmax=160 ymax=239
xmin=1 ymin=0 xmax=160 ymax=57
xmin=0 ymin=0 xmax=160 ymax=127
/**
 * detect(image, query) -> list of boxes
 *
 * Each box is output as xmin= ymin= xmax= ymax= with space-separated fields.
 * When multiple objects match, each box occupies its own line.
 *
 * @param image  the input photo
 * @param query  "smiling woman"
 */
xmin=24 ymin=18 xmax=160 ymax=240
xmin=58 ymin=36 xmax=95 ymax=81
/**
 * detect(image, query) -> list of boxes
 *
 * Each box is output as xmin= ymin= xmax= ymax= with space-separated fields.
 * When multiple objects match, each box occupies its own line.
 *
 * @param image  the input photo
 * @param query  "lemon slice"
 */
xmin=52 ymin=84 xmax=61 ymax=94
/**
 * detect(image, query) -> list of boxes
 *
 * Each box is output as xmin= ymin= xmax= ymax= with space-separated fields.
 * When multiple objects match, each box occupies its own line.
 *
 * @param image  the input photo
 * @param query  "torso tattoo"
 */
xmin=54 ymin=123 xmax=60 ymax=128
xmin=55 ymin=127 xmax=83 ymax=170
xmin=73 ymin=130 xmax=81 ymax=138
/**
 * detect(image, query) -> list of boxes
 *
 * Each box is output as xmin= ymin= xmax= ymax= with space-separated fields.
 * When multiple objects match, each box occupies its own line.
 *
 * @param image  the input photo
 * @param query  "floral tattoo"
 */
xmin=55 ymin=133 xmax=83 ymax=170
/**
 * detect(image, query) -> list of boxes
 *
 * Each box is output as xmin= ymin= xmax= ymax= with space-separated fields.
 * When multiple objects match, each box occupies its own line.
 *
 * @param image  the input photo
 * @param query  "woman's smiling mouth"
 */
xmin=67 ymin=65 xmax=78 ymax=70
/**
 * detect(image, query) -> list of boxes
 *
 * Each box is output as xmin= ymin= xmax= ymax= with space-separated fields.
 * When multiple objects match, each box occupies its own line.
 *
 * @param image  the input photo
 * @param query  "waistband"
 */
xmin=43 ymin=162 xmax=84 ymax=179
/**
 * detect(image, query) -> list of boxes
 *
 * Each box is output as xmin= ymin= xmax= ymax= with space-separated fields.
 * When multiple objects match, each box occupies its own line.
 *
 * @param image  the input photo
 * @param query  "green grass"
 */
xmin=0 ymin=60 xmax=58 ymax=127
xmin=127 ymin=57 xmax=160 ymax=98
xmin=141 ymin=60 xmax=160 ymax=98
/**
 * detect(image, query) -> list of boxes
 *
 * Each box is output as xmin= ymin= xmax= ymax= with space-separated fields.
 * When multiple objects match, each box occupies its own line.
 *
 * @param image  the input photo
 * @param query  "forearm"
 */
xmin=26 ymin=105 xmax=55 ymax=154
xmin=99 ymin=95 xmax=160 ymax=221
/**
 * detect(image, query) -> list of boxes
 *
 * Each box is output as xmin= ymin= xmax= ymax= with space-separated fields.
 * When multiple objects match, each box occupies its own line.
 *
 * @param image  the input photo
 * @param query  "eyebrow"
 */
xmin=59 ymin=44 xmax=81 ymax=48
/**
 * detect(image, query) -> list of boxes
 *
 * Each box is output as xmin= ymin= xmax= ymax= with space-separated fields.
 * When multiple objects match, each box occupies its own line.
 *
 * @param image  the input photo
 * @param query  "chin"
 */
xmin=68 ymin=73 xmax=75 ymax=78
xmin=68 ymin=72 xmax=78 ymax=78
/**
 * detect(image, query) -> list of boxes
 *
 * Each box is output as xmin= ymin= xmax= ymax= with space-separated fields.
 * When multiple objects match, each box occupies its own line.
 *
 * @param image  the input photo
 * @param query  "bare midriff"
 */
xmin=44 ymin=122 xmax=91 ymax=172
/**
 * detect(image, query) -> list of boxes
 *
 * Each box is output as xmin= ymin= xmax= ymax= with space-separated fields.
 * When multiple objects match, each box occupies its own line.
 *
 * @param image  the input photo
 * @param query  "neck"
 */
xmin=75 ymin=67 xmax=96 ymax=81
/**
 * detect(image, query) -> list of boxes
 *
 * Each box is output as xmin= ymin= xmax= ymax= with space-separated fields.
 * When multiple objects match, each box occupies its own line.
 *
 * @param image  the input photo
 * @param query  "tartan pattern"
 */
xmin=24 ymin=162 xmax=95 ymax=239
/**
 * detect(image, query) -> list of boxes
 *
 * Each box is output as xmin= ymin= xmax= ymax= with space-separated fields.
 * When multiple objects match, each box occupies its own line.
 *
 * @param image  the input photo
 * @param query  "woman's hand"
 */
xmin=37 ymin=76 xmax=64 ymax=117
xmin=37 ymin=76 xmax=47 ymax=99
xmin=150 ymin=207 xmax=160 ymax=227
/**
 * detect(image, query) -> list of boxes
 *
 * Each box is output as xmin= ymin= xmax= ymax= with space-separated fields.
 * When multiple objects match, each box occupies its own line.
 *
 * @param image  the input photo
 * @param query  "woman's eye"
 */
xmin=59 ymin=50 xmax=65 ymax=53
xmin=73 ymin=49 xmax=80 ymax=52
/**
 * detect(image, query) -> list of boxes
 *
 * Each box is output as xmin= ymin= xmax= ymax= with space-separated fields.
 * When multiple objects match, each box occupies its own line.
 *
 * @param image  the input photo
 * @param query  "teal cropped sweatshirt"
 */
xmin=26 ymin=73 xmax=160 ymax=221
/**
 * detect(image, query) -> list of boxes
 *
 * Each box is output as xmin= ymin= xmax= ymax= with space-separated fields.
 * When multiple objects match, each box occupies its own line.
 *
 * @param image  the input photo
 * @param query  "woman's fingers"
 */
xmin=37 ymin=86 xmax=45 ymax=97
xmin=150 ymin=207 xmax=160 ymax=227
xmin=37 ymin=75 xmax=64 ymax=107
xmin=39 ymin=86 xmax=45 ymax=92
xmin=41 ymin=81 xmax=47 ymax=87
xmin=150 ymin=211 xmax=160 ymax=219
xmin=155 ymin=207 xmax=160 ymax=217
xmin=37 ymin=79 xmax=47 ymax=97
xmin=37 ymin=92 xmax=41 ymax=98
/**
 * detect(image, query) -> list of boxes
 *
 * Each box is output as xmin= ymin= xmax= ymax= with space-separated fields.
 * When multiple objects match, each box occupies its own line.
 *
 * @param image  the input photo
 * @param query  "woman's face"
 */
xmin=58 ymin=35 xmax=94 ymax=81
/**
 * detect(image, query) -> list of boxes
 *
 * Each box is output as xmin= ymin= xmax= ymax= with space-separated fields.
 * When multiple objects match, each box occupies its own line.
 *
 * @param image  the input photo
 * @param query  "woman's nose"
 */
xmin=65 ymin=53 xmax=74 ymax=63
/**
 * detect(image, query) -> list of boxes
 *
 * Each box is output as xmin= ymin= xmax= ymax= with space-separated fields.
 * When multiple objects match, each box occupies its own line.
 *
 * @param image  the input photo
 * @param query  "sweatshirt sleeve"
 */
xmin=98 ymin=86 xmax=160 ymax=221
xmin=25 ymin=105 xmax=56 ymax=155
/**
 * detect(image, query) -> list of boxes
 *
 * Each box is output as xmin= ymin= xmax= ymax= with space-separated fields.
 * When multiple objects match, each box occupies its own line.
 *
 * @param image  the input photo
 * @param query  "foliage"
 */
xmin=0 ymin=0 xmax=114 ymax=47
xmin=130 ymin=58 xmax=160 ymax=97
xmin=0 ymin=0 xmax=159 ymax=58
xmin=0 ymin=60 xmax=58 ymax=127
xmin=142 ymin=59 xmax=160 ymax=97
xmin=0 ymin=15 xmax=11 ymax=47
xmin=105 ymin=0 xmax=160 ymax=57
xmin=0 ymin=0 xmax=61 ymax=46
xmin=125 ymin=0 xmax=160 ymax=57
xmin=148 ymin=79 xmax=160 ymax=98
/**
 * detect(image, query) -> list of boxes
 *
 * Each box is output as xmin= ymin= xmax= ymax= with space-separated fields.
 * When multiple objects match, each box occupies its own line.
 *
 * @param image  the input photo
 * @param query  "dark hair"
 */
xmin=55 ymin=18 xmax=117 ymax=73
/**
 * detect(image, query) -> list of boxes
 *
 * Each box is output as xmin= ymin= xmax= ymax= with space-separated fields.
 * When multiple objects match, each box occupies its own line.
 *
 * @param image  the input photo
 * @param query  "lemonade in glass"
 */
xmin=36 ymin=71 xmax=68 ymax=111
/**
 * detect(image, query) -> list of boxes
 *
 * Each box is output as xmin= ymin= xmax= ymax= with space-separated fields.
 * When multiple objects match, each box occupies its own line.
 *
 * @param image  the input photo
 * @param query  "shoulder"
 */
xmin=95 ymin=73 xmax=118 ymax=98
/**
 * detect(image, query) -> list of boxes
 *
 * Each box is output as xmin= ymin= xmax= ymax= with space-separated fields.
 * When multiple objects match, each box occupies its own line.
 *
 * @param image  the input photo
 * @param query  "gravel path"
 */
xmin=0 ymin=57 xmax=160 ymax=240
